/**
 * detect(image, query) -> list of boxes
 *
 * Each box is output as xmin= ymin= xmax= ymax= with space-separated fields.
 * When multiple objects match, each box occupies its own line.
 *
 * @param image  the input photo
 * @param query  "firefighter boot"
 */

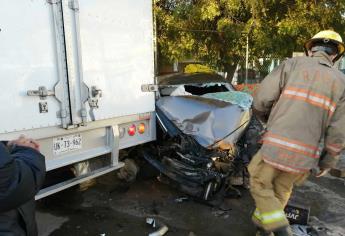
xmin=273 ymin=226 xmax=293 ymax=236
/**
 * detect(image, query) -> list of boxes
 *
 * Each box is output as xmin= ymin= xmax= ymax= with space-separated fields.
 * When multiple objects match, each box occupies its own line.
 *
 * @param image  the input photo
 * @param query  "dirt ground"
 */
xmin=36 ymin=171 xmax=345 ymax=236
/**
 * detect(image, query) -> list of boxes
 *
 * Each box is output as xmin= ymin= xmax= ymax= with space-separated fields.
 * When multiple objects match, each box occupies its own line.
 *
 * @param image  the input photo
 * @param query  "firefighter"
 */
xmin=249 ymin=30 xmax=345 ymax=236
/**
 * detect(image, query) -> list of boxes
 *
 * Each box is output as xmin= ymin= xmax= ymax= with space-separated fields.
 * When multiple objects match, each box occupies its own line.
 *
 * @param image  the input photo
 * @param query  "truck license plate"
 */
xmin=53 ymin=134 xmax=82 ymax=155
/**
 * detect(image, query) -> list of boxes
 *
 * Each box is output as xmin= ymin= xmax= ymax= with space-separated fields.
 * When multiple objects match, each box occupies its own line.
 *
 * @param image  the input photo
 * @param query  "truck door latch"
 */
xmin=88 ymin=86 xmax=102 ymax=108
xmin=27 ymin=86 xmax=55 ymax=100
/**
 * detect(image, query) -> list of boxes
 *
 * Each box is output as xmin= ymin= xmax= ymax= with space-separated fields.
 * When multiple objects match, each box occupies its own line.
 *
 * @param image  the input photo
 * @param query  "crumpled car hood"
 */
xmin=156 ymin=95 xmax=251 ymax=149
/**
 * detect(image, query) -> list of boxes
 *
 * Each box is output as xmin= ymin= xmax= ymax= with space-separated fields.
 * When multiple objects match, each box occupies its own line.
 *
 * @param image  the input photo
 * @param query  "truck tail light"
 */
xmin=138 ymin=123 xmax=145 ymax=134
xmin=128 ymin=124 xmax=136 ymax=136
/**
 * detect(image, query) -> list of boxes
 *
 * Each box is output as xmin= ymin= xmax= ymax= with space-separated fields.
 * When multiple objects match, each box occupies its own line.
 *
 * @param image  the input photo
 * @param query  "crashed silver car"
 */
xmin=142 ymin=73 xmax=263 ymax=202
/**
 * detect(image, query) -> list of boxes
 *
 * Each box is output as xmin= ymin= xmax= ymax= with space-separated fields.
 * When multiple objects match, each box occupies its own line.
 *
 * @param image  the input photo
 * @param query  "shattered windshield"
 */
xmin=160 ymin=82 xmax=252 ymax=110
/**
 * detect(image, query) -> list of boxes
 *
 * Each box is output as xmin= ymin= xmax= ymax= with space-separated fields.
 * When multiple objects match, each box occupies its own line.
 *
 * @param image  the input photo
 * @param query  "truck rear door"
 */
xmin=0 ymin=0 xmax=155 ymax=132
xmin=0 ymin=0 xmax=156 ymax=198
xmin=78 ymin=0 xmax=155 ymax=121
xmin=0 ymin=1 xmax=71 ymax=133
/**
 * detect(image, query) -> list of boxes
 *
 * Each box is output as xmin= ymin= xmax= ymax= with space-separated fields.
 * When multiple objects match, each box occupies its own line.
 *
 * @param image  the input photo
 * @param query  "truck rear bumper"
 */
xmin=1 ymin=112 xmax=155 ymax=198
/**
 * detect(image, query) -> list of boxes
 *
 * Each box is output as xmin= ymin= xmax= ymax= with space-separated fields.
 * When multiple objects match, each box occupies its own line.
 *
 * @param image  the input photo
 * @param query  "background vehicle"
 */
xmin=0 ymin=0 xmax=156 ymax=199
xmin=142 ymin=73 xmax=263 ymax=202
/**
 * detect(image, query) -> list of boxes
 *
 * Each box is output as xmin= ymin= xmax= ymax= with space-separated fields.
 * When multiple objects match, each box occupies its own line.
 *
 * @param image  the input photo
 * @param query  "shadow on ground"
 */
xmin=36 ymin=172 xmax=345 ymax=236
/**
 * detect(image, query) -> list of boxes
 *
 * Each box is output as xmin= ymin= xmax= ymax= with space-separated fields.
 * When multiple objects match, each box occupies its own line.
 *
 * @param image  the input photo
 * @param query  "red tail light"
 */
xmin=138 ymin=123 xmax=145 ymax=134
xmin=128 ymin=124 xmax=136 ymax=136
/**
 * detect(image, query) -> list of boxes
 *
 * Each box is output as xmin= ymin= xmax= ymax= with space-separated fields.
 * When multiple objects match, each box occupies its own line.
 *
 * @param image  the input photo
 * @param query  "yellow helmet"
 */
xmin=304 ymin=30 xmax=345 ymax=61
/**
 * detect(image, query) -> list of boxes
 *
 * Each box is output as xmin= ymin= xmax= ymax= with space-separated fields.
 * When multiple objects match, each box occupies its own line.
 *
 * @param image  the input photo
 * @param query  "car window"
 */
xmin=184 ymin=84 xmax=229 ymax=95
xmin=159 ymin=82 xmax=234 ymax=97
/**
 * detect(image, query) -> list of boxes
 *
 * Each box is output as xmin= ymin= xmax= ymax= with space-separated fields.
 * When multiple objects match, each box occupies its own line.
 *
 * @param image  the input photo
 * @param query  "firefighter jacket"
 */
xmin=253 ymin=51 xmax=345 ymax=173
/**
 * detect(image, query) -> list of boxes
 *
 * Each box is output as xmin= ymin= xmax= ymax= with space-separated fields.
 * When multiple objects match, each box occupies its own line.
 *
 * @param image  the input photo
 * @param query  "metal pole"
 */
xmin=245 ymin=34 xmax=249 ymax=84
xmin=153 ymin=1 xmax=158 ymax=79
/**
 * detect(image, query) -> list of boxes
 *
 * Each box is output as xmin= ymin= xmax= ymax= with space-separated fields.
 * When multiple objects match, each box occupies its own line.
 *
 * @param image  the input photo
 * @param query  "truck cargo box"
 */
xmin=0 ymin=0 xmax=156 ymax=198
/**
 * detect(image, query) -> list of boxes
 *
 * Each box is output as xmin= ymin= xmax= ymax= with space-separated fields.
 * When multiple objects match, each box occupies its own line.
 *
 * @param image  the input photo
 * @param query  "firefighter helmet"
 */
xmin=304 ymin=30 xmax=345 ymax=61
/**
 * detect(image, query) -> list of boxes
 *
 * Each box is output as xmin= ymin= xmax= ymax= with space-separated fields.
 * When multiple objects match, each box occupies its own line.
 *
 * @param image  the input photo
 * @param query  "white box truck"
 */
xmin=0 ymin=0 xmax=156 ymax=199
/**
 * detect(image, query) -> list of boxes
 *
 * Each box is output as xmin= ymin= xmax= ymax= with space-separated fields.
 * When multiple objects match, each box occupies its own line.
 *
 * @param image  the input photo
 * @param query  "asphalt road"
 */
xmin=36 ymin=171 xmax=345 ymax=236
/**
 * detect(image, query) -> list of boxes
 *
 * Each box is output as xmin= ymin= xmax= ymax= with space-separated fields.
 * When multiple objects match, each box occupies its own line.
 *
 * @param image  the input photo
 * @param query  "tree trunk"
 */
xmin=223 ymin=63 xmax=237 ymax=83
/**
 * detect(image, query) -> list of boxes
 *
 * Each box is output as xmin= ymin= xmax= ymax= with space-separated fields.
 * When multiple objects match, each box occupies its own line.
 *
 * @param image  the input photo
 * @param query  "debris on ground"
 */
xmin=211 ymin=205 xmax=231 ymax=219
xmin=146 ymin=217 xmax=169 ymax=236
xmin=309 ymin=216 xmax=345 ymax=236
xmin=290 ymin=216 xmax=345 ymax=236
xmin=291 ymin=224 xmax=313 ymax=236
xmin=117 ymin=159 xmax=139 ymax=183
xmin=174 ymin=196 xmax=189 ymax=203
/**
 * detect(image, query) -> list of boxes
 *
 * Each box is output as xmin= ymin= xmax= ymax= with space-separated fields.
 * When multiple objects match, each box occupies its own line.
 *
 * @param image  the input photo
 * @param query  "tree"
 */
xmin=154 ymin=0 xmax=345 ymax=78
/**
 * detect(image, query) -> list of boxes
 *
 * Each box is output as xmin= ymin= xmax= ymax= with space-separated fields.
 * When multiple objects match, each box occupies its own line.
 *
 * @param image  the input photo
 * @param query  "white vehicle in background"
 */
xmin=0 ymin=0 xmax=156 ymax=199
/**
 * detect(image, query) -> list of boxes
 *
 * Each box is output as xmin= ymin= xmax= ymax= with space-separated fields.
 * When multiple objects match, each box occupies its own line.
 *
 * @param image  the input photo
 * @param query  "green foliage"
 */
xmin=155 ymin=0 xmax=345 ymax=74
xmin=184 ymin=64 xmax=215 ymax=73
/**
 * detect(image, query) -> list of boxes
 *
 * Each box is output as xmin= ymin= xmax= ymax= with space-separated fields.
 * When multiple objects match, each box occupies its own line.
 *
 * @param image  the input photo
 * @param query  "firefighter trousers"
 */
xmin=248 ymin=152 xmax=309 ymax=232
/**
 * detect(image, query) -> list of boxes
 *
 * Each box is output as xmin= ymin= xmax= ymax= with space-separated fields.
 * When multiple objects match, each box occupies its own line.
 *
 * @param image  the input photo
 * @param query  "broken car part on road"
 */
xmin=146 ymin=218 xmax=169 ymax=236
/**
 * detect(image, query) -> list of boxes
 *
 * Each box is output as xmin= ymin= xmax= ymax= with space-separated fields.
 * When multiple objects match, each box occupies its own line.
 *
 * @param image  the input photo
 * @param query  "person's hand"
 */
xmin=315 ymin=168 xmax=330 ymax=177
xmin=7 ymin=135 xmax=40 ymax=151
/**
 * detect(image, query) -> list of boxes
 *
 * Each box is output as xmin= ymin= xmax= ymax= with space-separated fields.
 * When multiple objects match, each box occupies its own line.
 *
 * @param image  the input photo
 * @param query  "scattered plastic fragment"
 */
xmin=290 ymin=217 xmax=345 ymax=236
xmin=146 ymin=218 xmax=169 ymax=236
xmin=174 ymin=196 xmax=189 ymax=203
xmin=291 ymin=225 xmax=311 ymax=236
xmin=212 ymin=209 xmax=228 ymax=217
xmin=146 ymin=218 xmax=156 ymax=228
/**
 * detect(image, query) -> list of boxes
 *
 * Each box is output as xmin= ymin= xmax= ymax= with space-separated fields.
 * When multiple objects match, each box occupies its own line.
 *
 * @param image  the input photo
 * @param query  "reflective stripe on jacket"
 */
xmin=254 ymin=51 xmax=345 ymax=173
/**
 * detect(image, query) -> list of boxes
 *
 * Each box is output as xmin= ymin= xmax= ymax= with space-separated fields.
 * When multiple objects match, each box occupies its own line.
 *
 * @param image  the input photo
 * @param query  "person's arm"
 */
xmin=0 ymin=139 xmax=45 ymax=212
xmin=317 ymin=94 xmax=345 ymax=177
xmin=253 ymin=59 xmax=291 ymax=122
